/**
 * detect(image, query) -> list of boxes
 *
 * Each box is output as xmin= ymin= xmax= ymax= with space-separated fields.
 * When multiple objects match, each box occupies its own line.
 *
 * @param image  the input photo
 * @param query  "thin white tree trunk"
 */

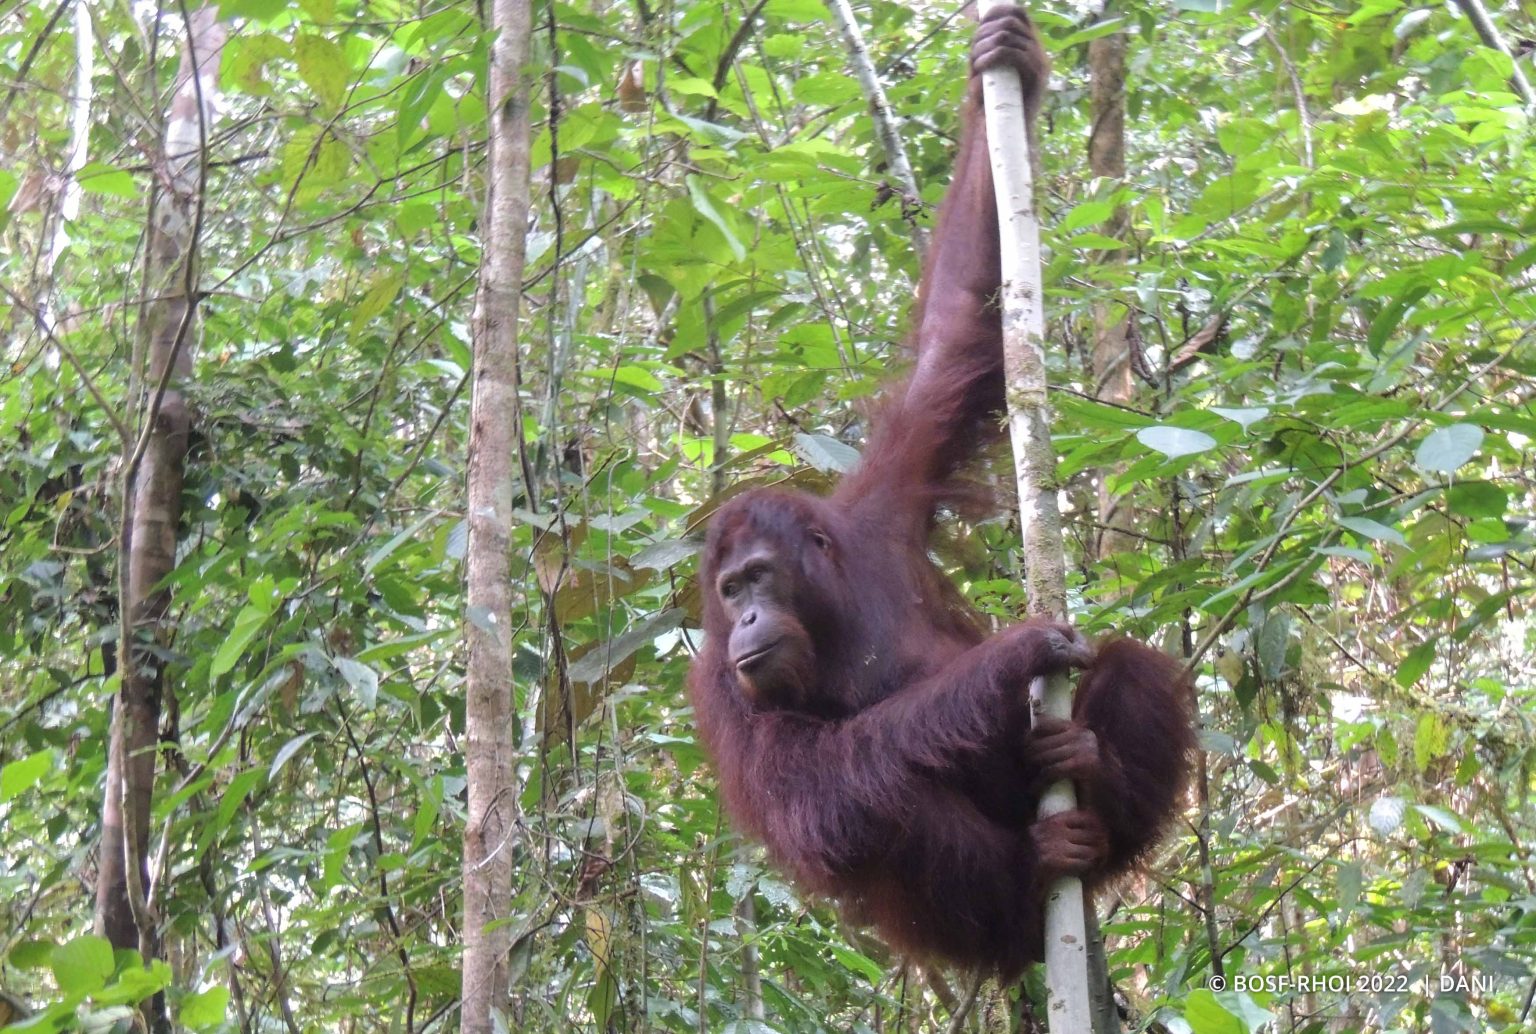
xmin=975 ymin=0 xmax=1091 ymax=1028
xmin=823 ymin=0 xmax=924 ymax=252
xmin=461 ymin=0 xmax=534 ymax=1026
xmin=43 ymin=0 xmax=92 ymax=283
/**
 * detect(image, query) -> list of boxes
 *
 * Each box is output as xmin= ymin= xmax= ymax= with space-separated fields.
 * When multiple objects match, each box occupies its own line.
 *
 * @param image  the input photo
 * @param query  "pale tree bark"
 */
xmin=976 ymin=0 xmax=1091 ymax=1028
xmin=823 ymin=0 xmax=926 ymax=254
xmin=98 ymin=4 xmax=225 ymax=968
xmin=461 ymin=0 xmax=534 ymax=1026
xmin=42 ymin=0 xmax=92 ymax=290
xmin=1452 ymin=0 xmax=1536 ymax=110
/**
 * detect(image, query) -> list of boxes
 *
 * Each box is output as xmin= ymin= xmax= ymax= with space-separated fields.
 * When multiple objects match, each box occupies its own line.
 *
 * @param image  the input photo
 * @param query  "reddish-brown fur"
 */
xmin=688 ymin=6 xmax=1195 ymax=978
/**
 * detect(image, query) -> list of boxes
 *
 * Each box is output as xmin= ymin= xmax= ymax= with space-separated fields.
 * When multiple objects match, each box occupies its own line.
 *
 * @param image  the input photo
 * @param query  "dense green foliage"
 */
xmin=1 ymin=0 xmax=1534 ymax=1030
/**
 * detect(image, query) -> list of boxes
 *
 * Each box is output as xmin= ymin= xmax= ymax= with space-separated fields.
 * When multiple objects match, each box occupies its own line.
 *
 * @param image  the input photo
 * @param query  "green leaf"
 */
xmin=609 ymin=364 xmax=664 ymax=392
xmin=1337 ymin=862 xmax=1361 ymax=914
xmin=215 ymin=769 xmax=265 ymax=833
xmin=397 ymin=200 xmax=437 ymax=239
xmin=1062 ymin=231 xmax=1129 ymax=251
xmin=78 ymin=163 xmax=136 ymax=198
xmin=224 ymin=0 xmax=289 ymax=21
xmin=1377 ymin=727 xmax=1398 ymax=769
xmin=827 ymin=943 xmax=884 ymax=983
xmin=1505 ymin=242 xmax=1536 ymax=277
xmin=225 ymin=32 xmax=289 ymax=96
xmin=1057 ymin=17 xmax=1129 ymax=46
xmin=1467 ymin=540 xmax=1526 ymax=561
xmin=668 ymin=112 xmax=749 ymax=147
xmin=668 ymin=77 xmax=717 ymax=98
xmin=793 ymin=432 xmax=859 ymax=473
xmin=1413 ymin=712 xmax=1449 ymax=773
xmin=99 ymin=961 xmax=170 ymax=1005
xmin=364 ymin=509 xmax=442 ymax=573
xmin=1182 ymin=989 xmax=1246 ymax=1034
xmin=10 ymin=939 xmax=52 ymax=970
xmin=1057 ymin=199 xmax=1115 ymax=233
xmin=0 ymin=747 xmax=54 ymax=801
xmin=686 ymin=175 xmax=746 ymax=261
xmin=1345 ymin=0 xmax=1403 ymax=23
xmin=1136 ymin=425 xmax=1217 ymax=458
xmin=1445 ymin=481 xmax=1505 ymax=518
xmin=248 ymin=575 xmax=284 ymax=610
xmin=762 ymin=33 xmax=806 ymax=59
xmin=349 ymin=272 xmax=404 ymax=337
xmin=1337 ymin=515 xmax=1405 ymax=547
xmin=1415 ymin=423 xmax=1482 ymax=473
xmin=1393 ymin=8 xmax=1432 ymax=38
xmin=323 ymin=821 xmax=365 ymax=890
xmin=334 ymin=656 xmax=379 ymax=707
xmin=1216 ymin=117 xmax=1276 ymax=157
xmin=1366 ymin=284 xmax=1429 ymax=352
xmin=633 ymin=538 xmax=701 ymax=571
xmin=294 ymin=34 xmax=348 ymax=109
xmin=1247 ymin=760 xmax=1277 ymax=785
xmin=1394 ymin=641 xmax=1434 ymax=687
xmin=210 ymin=602 xmax=272 ymax=679
xmin=1413 ymin=803 xmax=1463 ymax=833
xmin=52 ymin=936 xmax=114 ymax=994
xmin=763 ymin=0 xmax=828 ymax=22
xmin=270 ymin=733 xmax=319 ymax=779
xmin=1255 ymin=612 xmax=1289 ymax=680
xmin=1315 ymin=545 xmax=1373 ymax=562
xmin=568 ymin=608 xmax=686 ymax=684
xmin=181 ymin=985 xmax=231 ymax=1029
xmin=1210 ymin=406 xmax=1269 ymax=431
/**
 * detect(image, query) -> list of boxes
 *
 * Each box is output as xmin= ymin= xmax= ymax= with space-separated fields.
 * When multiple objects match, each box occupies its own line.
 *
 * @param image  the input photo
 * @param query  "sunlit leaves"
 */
xmin=1415 ymin=423 xmax=1483 ymax=472
xmin=685 ymin=175 xmax=747 ymax=261
xmin=1211 ymin=406 xmax=1268 ymax=430
xmin=349 ymin=272 xmax=404 ymax=337
xmin=224 ymin=32 xmax=289 ymax=96
xmin=1136 ymin=425 xmax=1217 ymax=458
xmin=77 ymin=163 xmax=136 ymax=198
xmin=1181 ymin=989 xmax=1263 ymax=1034
xmin=792 ymin=432 xmax=859 ymax=473
xmin=332 ymin=655 xmax=379 ymax=706
xmin=209 ymin=577 xmax=284 ymax=679
xmin=1337 ymin=515 xmax=1405 ymax=548
xmin=294 ymin=34 xmax=348 ymax=110
xmin=50 ymin=937 xmax=115 ymax=995
xmin=0 ymin=749 xmax=53 ymax=801
xmin=0 ymin=0 xmax=1533 ymax=1027
xmin=180 ymin=985 xmax=231 ymax=1029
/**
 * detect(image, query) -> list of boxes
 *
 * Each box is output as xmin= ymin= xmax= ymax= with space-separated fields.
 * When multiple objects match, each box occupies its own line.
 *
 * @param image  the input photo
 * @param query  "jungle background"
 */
xmin=1 ymin=0 xmax=1534 ymax=1030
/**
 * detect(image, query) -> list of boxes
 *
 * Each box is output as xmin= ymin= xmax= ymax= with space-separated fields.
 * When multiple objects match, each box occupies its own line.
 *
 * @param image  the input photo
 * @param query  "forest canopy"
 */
xmin=1 ymin=0 xmax=1534 ymax=1031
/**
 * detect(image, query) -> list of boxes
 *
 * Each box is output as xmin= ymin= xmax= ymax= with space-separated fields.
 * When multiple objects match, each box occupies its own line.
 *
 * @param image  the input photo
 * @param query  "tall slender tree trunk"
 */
xmin=1087 ymin=21 xmax=1135 ymax=561
xmin=98 ymin=6 xmax=225 ymax=967
xmin=1086 ymin=17 xmax=1131 ymax=1034
xmin=461 ymin=0 xmax=534 ymax=1027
